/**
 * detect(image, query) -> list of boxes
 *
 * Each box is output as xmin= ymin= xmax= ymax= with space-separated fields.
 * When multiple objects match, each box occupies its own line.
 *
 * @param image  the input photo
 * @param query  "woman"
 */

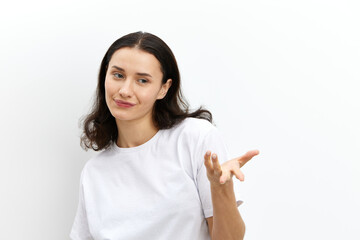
xmin=70 ymin=31 xmax=259 ymax=240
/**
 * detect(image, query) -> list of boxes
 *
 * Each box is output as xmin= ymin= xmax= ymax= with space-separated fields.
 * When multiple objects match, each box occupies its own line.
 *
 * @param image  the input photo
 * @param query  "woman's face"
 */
xmin=105 ymin=47 xmax=172 ymax=125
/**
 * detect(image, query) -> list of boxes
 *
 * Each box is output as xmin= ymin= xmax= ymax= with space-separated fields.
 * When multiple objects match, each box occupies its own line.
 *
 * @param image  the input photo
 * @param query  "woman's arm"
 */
xmin=204 ymin=150 xmax=259 ymax=240
xmin=208 ymin=179 xmax=245 ymax=240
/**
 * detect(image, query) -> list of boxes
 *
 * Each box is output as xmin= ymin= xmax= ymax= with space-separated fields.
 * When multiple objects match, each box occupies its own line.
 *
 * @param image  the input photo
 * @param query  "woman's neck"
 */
xmin=115 ymin=118 xmax=159 ymax=148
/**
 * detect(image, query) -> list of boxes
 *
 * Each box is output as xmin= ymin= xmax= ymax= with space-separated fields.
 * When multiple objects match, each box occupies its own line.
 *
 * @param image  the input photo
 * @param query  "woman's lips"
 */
xmin=114 ymin=99 xmax=135 ymax=108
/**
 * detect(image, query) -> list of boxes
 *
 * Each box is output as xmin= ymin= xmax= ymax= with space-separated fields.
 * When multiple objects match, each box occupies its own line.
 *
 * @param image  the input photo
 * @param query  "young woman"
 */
xmin=70 ymin=31 xmax=259 ymax=240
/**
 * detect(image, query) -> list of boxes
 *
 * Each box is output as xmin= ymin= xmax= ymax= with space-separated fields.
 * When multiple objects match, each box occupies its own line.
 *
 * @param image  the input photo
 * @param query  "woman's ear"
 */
xmin=157 ymin=79 xmax=172 ymax=99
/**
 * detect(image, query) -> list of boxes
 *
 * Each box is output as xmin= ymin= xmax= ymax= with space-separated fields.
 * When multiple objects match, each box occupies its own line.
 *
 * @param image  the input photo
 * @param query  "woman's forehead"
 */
xmin=109 ymin=47 xmax=162 ymax=76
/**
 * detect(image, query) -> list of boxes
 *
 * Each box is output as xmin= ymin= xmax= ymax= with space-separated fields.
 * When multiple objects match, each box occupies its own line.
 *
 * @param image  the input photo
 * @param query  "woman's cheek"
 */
xmin=104 ymin=79 xmax=114 ymax=104
xmin=104 ymin=77 xmax=111 ymax=89
xmin=105 ymin=78 xmax=116 ymax=95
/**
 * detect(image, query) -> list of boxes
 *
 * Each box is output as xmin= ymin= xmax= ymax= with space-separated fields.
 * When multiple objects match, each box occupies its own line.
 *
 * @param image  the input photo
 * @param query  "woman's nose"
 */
xmin=118 ymin=79 xmax=133 ymax=98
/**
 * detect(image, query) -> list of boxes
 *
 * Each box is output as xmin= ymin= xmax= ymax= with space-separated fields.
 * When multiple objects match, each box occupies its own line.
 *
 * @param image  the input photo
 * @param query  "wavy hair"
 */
xmin=80 ymin=31 xmax=213 ymax=151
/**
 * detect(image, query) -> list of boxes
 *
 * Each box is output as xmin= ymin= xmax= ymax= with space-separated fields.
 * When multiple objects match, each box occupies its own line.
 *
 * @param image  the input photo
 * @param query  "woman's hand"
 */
xmin=204 ymin=150 xmax=260 ymax=185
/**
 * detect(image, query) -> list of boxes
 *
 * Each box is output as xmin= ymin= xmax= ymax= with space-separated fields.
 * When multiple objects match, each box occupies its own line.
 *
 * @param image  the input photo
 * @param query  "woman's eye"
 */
xmin=114 ymin=73 xmax=124 ymax=79
xmin=138 ymin=79 xmax=148 ymax=84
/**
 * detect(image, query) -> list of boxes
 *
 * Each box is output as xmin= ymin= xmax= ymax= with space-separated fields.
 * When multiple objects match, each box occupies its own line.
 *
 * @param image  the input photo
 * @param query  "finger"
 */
xmin=219 ymin=170 xmax=231 ymax=184
xmin=211 ymin=153 xmax=222 ymax=175
xmin=232 ymin=168 xmax=245 ymax=181
xmin=238 ymin=149 xmax=260 ymax=168
xmin=204 ymin=151 xmax=213 ymax=171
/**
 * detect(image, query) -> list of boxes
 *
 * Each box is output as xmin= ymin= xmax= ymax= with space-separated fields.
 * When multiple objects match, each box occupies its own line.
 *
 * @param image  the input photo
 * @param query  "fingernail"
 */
xmin=206 ymin=151 xmax=210 ymax=156
xmin=212 ymin=154 xmax=216 ymax=160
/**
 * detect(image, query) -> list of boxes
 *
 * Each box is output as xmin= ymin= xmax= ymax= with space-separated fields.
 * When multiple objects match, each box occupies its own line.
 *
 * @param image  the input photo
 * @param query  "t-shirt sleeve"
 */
xmin=195 ymin=126 xmax=244 ymax=219
xmin=69 ymin=167 xmax=94 ymax=240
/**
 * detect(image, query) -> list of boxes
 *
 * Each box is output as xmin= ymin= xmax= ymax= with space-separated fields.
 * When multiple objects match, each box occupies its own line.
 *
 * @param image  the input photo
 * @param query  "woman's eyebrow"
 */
xmin=111 ymin=65 xmax=125 ymax=71
xmin=111 ymin=65 xmax=152 ymax=78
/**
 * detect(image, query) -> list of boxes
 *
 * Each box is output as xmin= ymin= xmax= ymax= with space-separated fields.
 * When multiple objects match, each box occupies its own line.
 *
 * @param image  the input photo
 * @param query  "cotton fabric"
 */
xmin=70 ymin=117 xmax=243 ymax=240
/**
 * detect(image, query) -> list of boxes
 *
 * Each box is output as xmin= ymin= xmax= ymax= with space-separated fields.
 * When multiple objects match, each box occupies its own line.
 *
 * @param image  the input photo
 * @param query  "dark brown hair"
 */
xmin=80 ymin=31 xmax=213 ymax=151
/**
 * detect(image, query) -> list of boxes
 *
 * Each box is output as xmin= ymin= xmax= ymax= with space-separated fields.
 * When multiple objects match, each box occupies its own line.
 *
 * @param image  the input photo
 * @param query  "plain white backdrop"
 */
xmin=0 ymin=0 xmax=359 ymax=239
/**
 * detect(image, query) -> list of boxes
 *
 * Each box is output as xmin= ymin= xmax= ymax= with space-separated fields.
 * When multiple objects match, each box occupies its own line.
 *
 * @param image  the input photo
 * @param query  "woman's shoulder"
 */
xmin=169 ymin=117 xmax=217 ymax=139
xmin=181 ymin=117 xmax=215 ymax=130
xmin=82 ymin=144 xmax=117 ymax=167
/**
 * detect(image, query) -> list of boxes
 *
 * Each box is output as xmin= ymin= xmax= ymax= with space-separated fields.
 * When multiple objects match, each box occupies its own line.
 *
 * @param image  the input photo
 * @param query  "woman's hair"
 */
xmin=80 ymin=31 xmax=213 ymax=151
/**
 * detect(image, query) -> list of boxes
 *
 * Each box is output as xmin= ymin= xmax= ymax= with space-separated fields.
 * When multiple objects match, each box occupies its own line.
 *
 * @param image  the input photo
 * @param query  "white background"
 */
xmin=0 ymin=0 xmax=359 ymax=239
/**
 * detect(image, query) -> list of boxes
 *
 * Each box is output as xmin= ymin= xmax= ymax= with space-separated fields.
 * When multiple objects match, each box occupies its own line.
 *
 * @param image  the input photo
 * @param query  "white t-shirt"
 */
xmin=70 ymin=117 xmax=243 ymax=240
